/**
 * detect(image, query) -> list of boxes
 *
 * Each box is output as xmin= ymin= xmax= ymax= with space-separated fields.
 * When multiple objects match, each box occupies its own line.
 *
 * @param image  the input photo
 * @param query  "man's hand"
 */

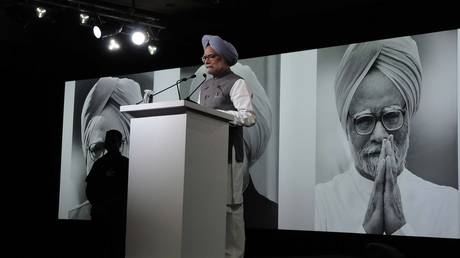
xmin=362 ymin=135 xmax=406 ymax=235
xmin=382 ymin=135 xmax=406 ymax=234
xmin=363 ymin=139 xmax=386 ymax=234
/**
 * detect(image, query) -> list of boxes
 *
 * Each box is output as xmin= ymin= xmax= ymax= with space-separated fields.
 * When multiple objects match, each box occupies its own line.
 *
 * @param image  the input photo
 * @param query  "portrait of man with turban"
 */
xmin=314 ymin=34 xmax=459 ymax=238
xmin=61 ymin=76 xmax=144 ymax=220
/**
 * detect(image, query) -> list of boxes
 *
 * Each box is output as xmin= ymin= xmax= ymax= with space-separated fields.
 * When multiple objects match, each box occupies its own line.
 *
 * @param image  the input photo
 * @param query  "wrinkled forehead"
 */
xmin=204 ymin=45 xmax=217 ymax=55
xmin=349 ymin=69 xmax=405 ymax=115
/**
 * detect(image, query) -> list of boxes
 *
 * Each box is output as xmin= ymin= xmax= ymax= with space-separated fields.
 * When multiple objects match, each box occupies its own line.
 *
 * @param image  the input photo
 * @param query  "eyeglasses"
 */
xmin=201 ymin=53 xmax=219 ymax=63
xmin=351 ymin=107 xmax=405 ymax=136
xmin=87 ymin=138 xmax=127 ymax=161
xmin=88 ymin=141 xmax=106 ymax=161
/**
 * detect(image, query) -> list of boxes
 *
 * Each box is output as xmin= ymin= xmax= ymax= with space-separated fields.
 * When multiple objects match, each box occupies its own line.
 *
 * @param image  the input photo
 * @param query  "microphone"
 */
xmin=184 ymin=73 xmax=207 ymax=103
xmin=137 ymin=89 xmax=154 ymax=104
xmin=151 ymin=74 xmax=198 ymax=100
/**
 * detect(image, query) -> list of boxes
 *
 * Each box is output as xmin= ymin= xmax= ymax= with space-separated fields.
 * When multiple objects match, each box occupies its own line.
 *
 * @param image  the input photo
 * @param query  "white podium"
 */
xmin=120 ymin=100 xmax=232 ymax=258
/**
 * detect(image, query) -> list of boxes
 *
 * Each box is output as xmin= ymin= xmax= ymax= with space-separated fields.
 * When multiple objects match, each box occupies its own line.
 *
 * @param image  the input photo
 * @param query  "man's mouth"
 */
xmin=363 ymin=147 xmax=381 ymax=157
xmin=366 ymin=152 xmax=380 ymax=157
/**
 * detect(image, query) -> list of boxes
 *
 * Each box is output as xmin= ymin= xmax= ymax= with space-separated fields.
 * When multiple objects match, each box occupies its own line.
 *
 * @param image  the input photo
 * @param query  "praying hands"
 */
xmin=363 ymin=135 xmax=406 ymax=235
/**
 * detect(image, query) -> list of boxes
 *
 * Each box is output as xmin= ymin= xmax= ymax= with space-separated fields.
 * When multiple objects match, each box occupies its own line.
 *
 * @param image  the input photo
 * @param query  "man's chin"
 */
xmin=359 ymin=157 xmax=380 ymax=180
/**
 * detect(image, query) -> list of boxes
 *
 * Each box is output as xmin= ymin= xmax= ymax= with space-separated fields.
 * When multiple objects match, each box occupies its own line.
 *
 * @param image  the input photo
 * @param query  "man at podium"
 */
xmin=199 ymin=34 xmax=256 ymax=258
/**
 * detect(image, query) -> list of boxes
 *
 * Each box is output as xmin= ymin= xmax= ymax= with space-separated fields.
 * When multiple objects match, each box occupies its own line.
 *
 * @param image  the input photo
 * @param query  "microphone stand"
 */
xmin=151 ymin=80 xmax=182 ymax=98
xmin=152 ymin=75 xmax=197 ymax=100
xmin=176 ymin=80 xmax=181 ymax=100
xmin=184 ymin=74 xmax=207 ymax=103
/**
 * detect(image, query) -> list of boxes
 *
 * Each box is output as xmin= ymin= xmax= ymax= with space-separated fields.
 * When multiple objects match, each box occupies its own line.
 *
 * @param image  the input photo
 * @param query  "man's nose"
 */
xmin=370 ymin=120 xmax=389 ymax=141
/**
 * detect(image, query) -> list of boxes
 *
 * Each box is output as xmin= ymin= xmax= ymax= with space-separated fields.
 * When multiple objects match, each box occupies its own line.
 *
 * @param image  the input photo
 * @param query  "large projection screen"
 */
xmin=58 ymin=29 xmax=459 ymax=239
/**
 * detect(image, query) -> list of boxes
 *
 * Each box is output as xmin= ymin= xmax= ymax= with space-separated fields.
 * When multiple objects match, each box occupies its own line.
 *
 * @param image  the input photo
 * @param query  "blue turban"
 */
xmin=202 ymin=35 xmax=238 ymax=66
xmin=334 ymin=36 xmax=422 ymax=131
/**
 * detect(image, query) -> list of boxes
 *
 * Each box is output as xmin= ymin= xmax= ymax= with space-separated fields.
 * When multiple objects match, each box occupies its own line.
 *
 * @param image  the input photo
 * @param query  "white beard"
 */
xmin=355 ymin=137 xmax=409 ymax=180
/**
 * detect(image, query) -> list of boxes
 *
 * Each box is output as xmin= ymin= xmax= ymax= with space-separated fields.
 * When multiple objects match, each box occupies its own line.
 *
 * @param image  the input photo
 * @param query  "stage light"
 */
xmin=93 ymin=25 xmax=101 ymax=38
xmin=80 ymin=13 xmax=89 ymax=24
xmin=36 ymin=7 xmax=47 ymax=18
xmin=108 ymin=38 xmax=120 ymax=51
xmin=93 ymin=22 xmax=123 ymax=39
xmin=131 ymin=30 xmax=149 ymax=45
xmin=148 ymin=44 xmax=157 ymax=55
xmin=22 ymin=1 xmax=165 ymax=55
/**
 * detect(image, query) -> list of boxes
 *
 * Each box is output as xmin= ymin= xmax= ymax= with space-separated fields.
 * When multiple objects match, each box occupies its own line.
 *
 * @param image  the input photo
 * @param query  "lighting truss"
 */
xmin=17 ymin=0 xmax=165 ymax=54
xmin=19 ymin=0 xmax=165 ymax=30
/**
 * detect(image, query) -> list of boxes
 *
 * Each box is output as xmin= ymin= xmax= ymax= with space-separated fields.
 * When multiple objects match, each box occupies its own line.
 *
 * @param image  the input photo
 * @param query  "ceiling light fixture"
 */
xmin=131 ymin=30 xmax=149 ymax=46
xmin=108 ymin=38 xmax=120 ymax=51
xmin=93 ymin=21 xmax=123 ymax=39
xmin=79 ymin=13 xmax=89 ymax=24
xmin=36 ymin=7 xmax=47 ymax=18
xmin=93 ymin=25 xmax=102 ymax=38
xmin=20 ymin=0 xmax=165 ymax=56
xmin=148 ymin=44 xmax=158 ymax=55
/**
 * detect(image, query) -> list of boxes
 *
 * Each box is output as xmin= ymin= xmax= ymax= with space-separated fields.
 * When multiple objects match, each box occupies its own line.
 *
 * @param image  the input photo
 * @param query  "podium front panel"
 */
xmin=125 ymin=109 xmax=228 ymax=258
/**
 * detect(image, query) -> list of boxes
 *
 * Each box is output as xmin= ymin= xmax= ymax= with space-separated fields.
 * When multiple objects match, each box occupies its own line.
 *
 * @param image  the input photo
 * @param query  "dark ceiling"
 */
xmin=2 ymin=0 xmax=460 ymax=80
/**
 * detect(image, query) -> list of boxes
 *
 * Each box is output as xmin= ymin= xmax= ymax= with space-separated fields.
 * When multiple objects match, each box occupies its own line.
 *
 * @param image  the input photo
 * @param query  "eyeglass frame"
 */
xmin=86 ymin=138 xmax=127 ymax=161
xmin=349 ymin=105 xmax=406 ymax=136
xmin=87 ymin=142 xmax=106 ymax=161
xmin=201 ymin=53 xmax=220 ymax=63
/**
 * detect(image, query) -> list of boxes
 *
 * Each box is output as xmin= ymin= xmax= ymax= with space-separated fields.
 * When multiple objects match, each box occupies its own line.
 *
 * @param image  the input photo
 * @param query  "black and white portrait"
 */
xmin=315 ymin=30 xmax=459 ymax=238
xmin=59 ymin=73 xmax=153 ymax=220
xmin=58 ymin=60 xmax=280 ymax=227
xmin=57 ymin=29 xmax=459 ymax=238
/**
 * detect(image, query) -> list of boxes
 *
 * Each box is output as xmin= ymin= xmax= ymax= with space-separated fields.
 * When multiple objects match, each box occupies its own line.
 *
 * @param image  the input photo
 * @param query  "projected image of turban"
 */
xmin=190 ymin=63 xmax=273 ymax=199
xmin=68 ymin=77 xmax=142 ymax=219
xmin=81 ymin=77 xmax=143 ymax=173
xmin=315 ymin=36 xmax=459 ymax=238
xmin=334 ymin=36 xmax=422 ymax=132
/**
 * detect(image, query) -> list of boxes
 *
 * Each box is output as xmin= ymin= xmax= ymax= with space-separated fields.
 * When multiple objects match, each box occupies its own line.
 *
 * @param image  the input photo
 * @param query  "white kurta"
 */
xmin=197 ymin=72 xmax=255 ymax=258
xmin=315 ymin=167 xmax=459 ymax=238
xmin=192 ymin=63 xmax=275 ymax=203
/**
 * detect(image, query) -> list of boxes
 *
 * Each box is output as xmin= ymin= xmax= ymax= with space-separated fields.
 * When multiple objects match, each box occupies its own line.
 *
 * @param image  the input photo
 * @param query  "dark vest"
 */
xmin=200 ymin=70 xmax=244 ymax=163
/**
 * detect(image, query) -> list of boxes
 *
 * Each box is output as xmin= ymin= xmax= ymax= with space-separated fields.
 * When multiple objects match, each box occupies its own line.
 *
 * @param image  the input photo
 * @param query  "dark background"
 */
xmin=4 ymin=0 xmax=459 ymax=257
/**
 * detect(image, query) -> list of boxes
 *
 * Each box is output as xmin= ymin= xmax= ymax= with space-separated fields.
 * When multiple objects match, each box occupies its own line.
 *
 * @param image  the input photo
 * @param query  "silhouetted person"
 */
xmin=67 ymin=77 xmax=141 ymax=220
xmin=86 ymin=129 xmax=129 ymax=258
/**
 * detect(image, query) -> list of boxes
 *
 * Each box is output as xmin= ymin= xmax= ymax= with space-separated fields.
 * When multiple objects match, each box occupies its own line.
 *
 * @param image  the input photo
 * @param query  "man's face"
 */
xmin=203 ymin=46 xmax=228 ymax=76
xmin=347 ymin=69 xmax=409 ymax=181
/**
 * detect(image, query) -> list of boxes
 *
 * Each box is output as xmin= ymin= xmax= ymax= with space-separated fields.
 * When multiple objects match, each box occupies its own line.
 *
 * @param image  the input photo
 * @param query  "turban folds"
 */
xmin=334 ymin=36 xmax=422 ymax=130
xmin=202 ymin=35 xmax=238 ymax=66
xmin=81 ymin=77 xmax=142 ymax=159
